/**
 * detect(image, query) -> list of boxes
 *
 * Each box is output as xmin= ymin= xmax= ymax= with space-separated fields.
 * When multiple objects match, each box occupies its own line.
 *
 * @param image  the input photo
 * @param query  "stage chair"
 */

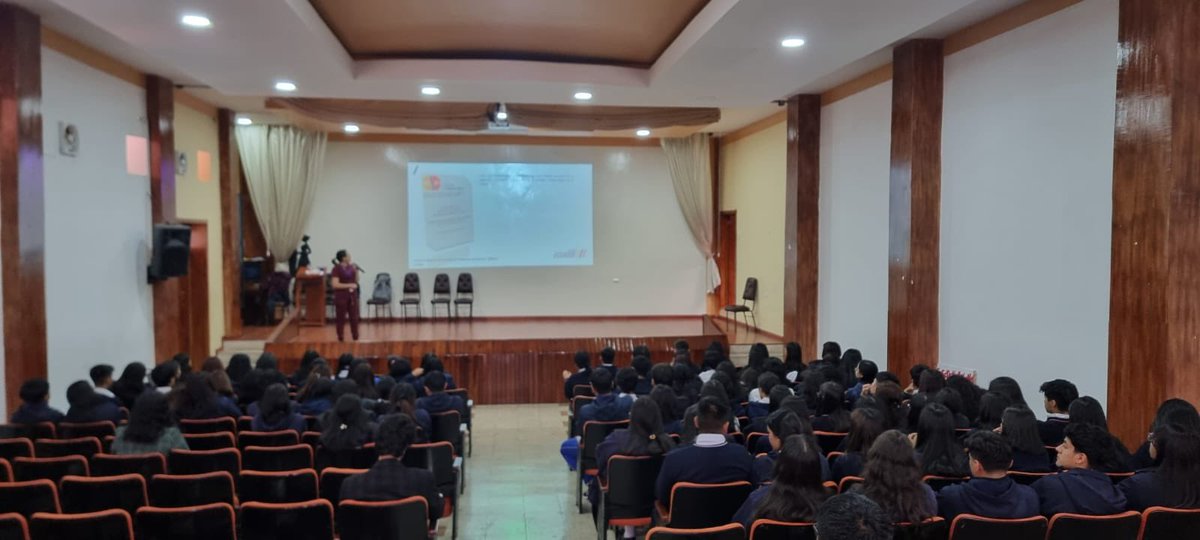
xmin=398 ymin=272 xmax=421 ymax=319
xmin=34 ymin=437 xmax=101 ymax=458
xmin=922 ymin=475 xmax=970 ymax=492
xmin=135 ymin=502 xmax=236 ymax=540
xmin=59 ymin=474 xmax=147 ymax=515
xmin=13 ymin=456 xmax=88 ymax=483
xmin=243 ymin=444 xmax=313 ymax=472
xmin=314 ymin=444 xmax=377 ymax=471
xmin=430 ymin=273 xmax=452 ymax=318
xmin=1139 ymin=506 xmax=1200 ymax=540
xmin=148 ymin=472 xmax=236 ymax=508
xmin=0 ymin=513 xmax=28 ymax=540
xmin=723 ymin=277 xmax=758 ymax=328
xmin=239 ymin=499 xmax=335 ymax=540
xmin=948 ymin=515 xmax=1047 ymax=540
xmin=0 ymin=423 xmax=55 ymax=440
xmin=57 ymin=421 xmax=116 ymax=440
xmin=238 ymin=469 xmax=319 ymax=503
xmin=0 ymin=438 xmax=33 ymax=462
xmin=647 ymin=523 xmax=746 ymax=539
xmin=366 ymin=272 xmax=393 ymax=319
xmin=813 ymin=432 xmax=848 ymax=457
xmin=402 ymin=441 xmax=461 ymax=540
xmin=655 ymin=481 xmax=754 ymax=529
xmin=596 ymin=455 xmax=662 ymax=540
xmin=183 ymin=432 xmax=235 ymax=451
xmin=837 ymin=476 xmax=863 ymax=494
xmin=167 ymin=448 xmax=240 ymax=477
xmin=893 ymin=517 xmax=948 ymax=540
xmin=1007 ymin=470 xmax=1051 ymax=486
xmin=453 ymin=273 xmax=474 ymax=319
xmin=178 ymin=417 xmax=237 ymax=435
xmin=338 ymin=497 xmax=430 ymax=540
xmin=747 ymin=519 xmax=816 ymax=540
xmin=90 ymin=453 xmax=165 ymax=481
xmin=0 ymin=480 xmax=60 ymax=519
xmin=577 ymin=420 xmax=629 ymax=513
xmin=1046 ymin=512 xmax=1141 ymax=540
xmin=30 ymin=508 xmax=133 ymax=540
xmin=237 ymin=430 xmax=299 ymax=449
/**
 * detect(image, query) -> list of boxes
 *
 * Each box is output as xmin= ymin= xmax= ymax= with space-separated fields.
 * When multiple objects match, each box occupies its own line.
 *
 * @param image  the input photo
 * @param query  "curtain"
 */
xmin=236 ymin=125 xmax=328 ymax=261
xmin=662 ymin=133 xmax=720 ymax=293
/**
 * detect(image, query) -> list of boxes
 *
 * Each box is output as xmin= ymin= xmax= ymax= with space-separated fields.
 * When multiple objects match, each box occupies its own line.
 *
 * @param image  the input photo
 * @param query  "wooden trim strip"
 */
xmin=944 ymin=0 xmax=1085 ymax=55
xmin=722 ymin=110 xmax=785 ymax=144
xmin=39 ymin=25 xmax=143 ymax=87
xmin=175 ymin=89 xmax=218 ymax=118
xmin=327 ymin=132 xmax=660 ymax=147
xmin=820 ymin=64 xmax=894 ymax=106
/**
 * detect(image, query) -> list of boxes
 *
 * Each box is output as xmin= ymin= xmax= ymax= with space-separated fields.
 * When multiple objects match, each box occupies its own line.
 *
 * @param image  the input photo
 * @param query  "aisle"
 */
xmin=448 ymin=404 xmax=596 ymax=539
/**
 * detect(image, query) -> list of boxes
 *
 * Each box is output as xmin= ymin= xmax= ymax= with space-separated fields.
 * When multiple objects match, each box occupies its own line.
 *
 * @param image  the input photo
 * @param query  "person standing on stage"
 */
xmin=331 ymin=249 xmax=360 ymax=342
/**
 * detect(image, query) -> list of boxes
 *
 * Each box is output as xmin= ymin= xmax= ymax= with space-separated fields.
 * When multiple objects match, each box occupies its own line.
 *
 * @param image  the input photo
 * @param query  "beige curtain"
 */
xmin=236 ymin=125 xmax=328 ymax=260
xmin=662 ymin=133 xmax=720 ymax=293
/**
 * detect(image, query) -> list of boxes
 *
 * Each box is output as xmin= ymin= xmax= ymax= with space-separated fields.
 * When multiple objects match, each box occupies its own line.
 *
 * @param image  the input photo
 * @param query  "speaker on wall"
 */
xmin=148 ymin=223 xmax=191 ymax=282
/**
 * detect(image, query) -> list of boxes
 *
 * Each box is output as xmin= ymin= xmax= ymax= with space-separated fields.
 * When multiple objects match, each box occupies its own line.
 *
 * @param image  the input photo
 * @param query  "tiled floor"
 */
xmin=442 ymin=403 xmax=597 ymax=540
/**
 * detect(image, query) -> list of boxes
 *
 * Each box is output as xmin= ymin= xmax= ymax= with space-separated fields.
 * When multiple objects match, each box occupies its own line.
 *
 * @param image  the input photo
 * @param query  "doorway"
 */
xmin=717 ymin=211 xmax=737 ymax=308
xmin=179 ymin=221 xmax=210 ymax=362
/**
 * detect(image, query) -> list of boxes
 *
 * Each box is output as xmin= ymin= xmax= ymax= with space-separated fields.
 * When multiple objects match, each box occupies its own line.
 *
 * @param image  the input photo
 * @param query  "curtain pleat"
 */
xmin=236 ymin=125 xmax=328 ymax=261
xmin=662 ymin=133 xmax=720 ymax=293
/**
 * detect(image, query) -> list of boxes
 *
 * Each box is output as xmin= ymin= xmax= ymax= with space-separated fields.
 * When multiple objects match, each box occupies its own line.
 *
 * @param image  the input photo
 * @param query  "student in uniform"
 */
xmin=937 ymin=431 xmax=1040 ymax=520
xmin=1031 ymin=423 xmax=1128 ymax=516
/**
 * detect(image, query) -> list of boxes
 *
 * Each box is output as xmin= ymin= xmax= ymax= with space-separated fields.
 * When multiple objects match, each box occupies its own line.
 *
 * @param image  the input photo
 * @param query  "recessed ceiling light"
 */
xmin=235 ymin=117 xmax=252 ymax=126
xmin=180 ymin=13 xmax=212 ymax=28
xmin=635 ymin=128 xmax=651 ymax=137
xmin=574 ymin=91 xmax=593 ymax=101
xmin=420 ymin=86 xmax=441 ymax=96
xmin=780 ymin=37 xmax=806 ymax=48
xmin=343 ymin=123 xmax=360 ymax=134
xmin=274 ymin=81 xmax=297 ymax=92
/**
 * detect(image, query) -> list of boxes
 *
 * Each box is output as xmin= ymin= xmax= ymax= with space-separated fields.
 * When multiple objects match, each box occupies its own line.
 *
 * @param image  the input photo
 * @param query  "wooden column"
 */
xmin=1107 ymin=0 xmax=1200 ymax=448
xmin=218 ymin=109 xmax=243 ymax=338
xmin=887 ymin=40 xmax=943 ymax=378
xmin=0 ymin=5 xmax=46 ymax=415
xmin=148 ymin=75 xmax=184 ymax=361
xmin=783 ymin=95 xmax=820 ymax=357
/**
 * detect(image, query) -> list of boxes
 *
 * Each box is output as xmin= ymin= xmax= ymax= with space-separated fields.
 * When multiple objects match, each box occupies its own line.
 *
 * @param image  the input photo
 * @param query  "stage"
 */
xmin=259 ymin=315 xmax=774 ymax=405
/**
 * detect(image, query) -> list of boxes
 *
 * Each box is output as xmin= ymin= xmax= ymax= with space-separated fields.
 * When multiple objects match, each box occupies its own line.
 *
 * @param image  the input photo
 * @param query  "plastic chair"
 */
xmin=148 ymin=472 xmax=236 ymax=508
xmin=568 ymin=395 xmax=596 ymax=437
xmin=0 ymin=513 xmax=28 ymax=540
xmin=366 ymin=272 xmax=393 ymax=319
xmin=243 ymin=444 xmax=314 ymax=472
xmin=1139 ymin=506 xmax=1200 ymax=540
xmin=182 ymin=432 xmax=235 ymax=450
xmin=596 ymin=455 xmax=663 ymax=540
xmin=239 ymin=469 xmax=319 ymax=503
xmin=58 ymin=421 xmax=116 ymax=440
xmin=747 ymin=519 xmax=816 ymax=540
xmin=167 ymin=448 xmax=240 ymax=477
xmin=89 ymin=453 xmax=165 ymax=481
xmin=13 ymin=456 xmax=88 ymax=483
xmin=318 ymin=467 xmax=367 ymax=513
xmin=398 ymin=272 xmax=421 ymax=319
xmin=577 ymin=420 xmax=629 ymax=513
xmin=656 ymin=481 xmax=754 ymax=529
xmin=430 ymin=273 xmax=452 ymax=318
xmin=34 ymin=437 xmax=101 ymax=458
xmin=813 ymin=432 xmax=848 ymax=456
xmin=1046 ymin=512 xmax=1141 ymax=540
xmin=239 ymin=499 xmax=335 ymax=540
xmin=29 ymin=508 xmax=133 ymax=540
xmin=338 ymin=497 xmax=430 ymax=539
xmin=922 ymin=475 xmax=969 ymax=492
xmin=402 ymin=442 xmax=461 ymax=540
xmin=0 ymin=480 xmax=60 ymax=519
xmin=837 ymin=476 xmax=863 ymax=494
xmin=948 ymin=514 xmax=1047 ymax=540
xmin=134 ymin=502 xmax=236 ymax=540
xmin=723 ymin=277 xmax=758 ymax=328
xmin=238 ymin=430 xmax=299 ymax=449
xmin=745 ymin=432 xmax=769 ymax=454
xmin=453 ymin=273 xmax=474 ymax=319
xmin=0 ymin=438 xmax=33 ymax=462
xmin=59 ymin=474 xmax=147 ymax=515
xmin=648 ymin=523 xmax=747 ymax=539
xmin=444 ymin=388 xmax=473 ymax=456
xmin=0 ymin=423 xmax=55 ymax=440
xmin=430 ymin=410 xmax=465 ymax=458
xmin=178 ymin=417 xmax=237 ymax=435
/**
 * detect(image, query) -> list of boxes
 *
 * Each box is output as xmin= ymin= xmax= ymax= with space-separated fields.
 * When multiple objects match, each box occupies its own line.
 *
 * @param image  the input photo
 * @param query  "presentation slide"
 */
xmin=407 ymin=162 xmax=593 ymax=269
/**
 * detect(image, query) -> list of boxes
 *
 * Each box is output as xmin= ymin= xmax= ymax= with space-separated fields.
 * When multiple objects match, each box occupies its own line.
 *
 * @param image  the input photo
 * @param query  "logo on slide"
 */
xmin=422 ymin=176 xmax=442 ymax=191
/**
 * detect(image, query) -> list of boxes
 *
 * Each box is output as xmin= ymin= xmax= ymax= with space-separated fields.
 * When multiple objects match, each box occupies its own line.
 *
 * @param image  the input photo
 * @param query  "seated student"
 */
xmin=320 ymin=394 xmax=377 ymax=451
xmin=1032 ymin=423 xmax=1128 ymax=516
xmin=414 ymin=354 xmax=456 ymax=393
xmin=174 ymin=373 xmax=242 ymax=420
xmin=64 ymin=381 xmax=124 ymax=424
xmin=289 ymin=350 xmax=320 ymax=387
xmin=698 ymin=348 xmax=722 ymax=383
xmin=846 ymin=360 xmax=877 ymax=406
xmin=655 ymin=396 xmax=756 ymax=505
xmin=988 ymin=376 xmax=1029 ymax=408
xmin=747 ymin=372 xmax=781 ymax=408
xmin=595 ymin=347 xmax=618 ymax=378
xmin=754 ymin=409 xmax=832 ymax=483
xmin=89 ymin=364 xmax=120 ymax=406
xmin=200 ymin=357 xmax=239 ymax=400
xmin=297 ymin=374 xmax=336 ymax=416
xmin=1038 ymin=379 xmax=1077 ymax=446
xmin=416 ymin=372 xmax=465 ymax=416
xmin=815 ymin=493 xmax=893 ymax=540
xmin=388 ymin=383 xmax=432 ymax=441
xmin=907 ymin=364 xmax=933 ymax=395
xmin=1120 ymin=421 xmax=1200 ymax=511
xmin=150 ymin=362 xmax=180 ymax=394
xmin=650 ymin=362 xmax=674 ymax=388
xmin=934 ymin=388 xmax=972 ymax=429
xmin=670 ymin=362 xmax=700 ymax=405
xmin=813 ymin=382 xmax=851 ymax=432
xmin=111 ymin=363 xmax=148 ymax=410
xmin=831 ymin=407 xmax=886 ymax=481
xmin=630 ymin=355 xmax=653 ymax=396
xmin=614 ymin=368 xmax=639 ymax=404
xmin=974 ymin=391 xmax=1012 ymax=431
xmin=252 ymin=383 xmax=308 ymax=433
xmin=574 ymin=369 xmax=633 ymax=435
xmin=856 ymin=430 xmax=938 ymax=523
xmin=650 ymin=385 xmax=683 ymax=435
xmin=339 ymin=414 xmax=443 ymax=527
xmin=562 ymin=351 xmax=594 ymax=401
xmin=1131 ymin=399 xmax=1200 ymax=470
xmin=938 ymin=431 xmax=1040 ymax=520
xmin=999 ymin=406 xmax=1054 ymax=472
xmin=733 ymin=434 xmax=830 ymax=529
xmin=349 ymin=363 xmax=380 ymax=400
xmin=388 ymin=356 xmax=420 ymax=388
xmin=10 ymin=379 xmax=65 ymax=425
xmin=743 ymin=385 xmax=794 ymax=436
xmin=590 ymin=398 xmax=675 ymax=538
xmin=912 ymin=403 xmax=970 ymax=478
xmin=111 ymin=392 xmax=188 ymax=455
xmin=1068 ymin=396 xmax=1134 ymax=472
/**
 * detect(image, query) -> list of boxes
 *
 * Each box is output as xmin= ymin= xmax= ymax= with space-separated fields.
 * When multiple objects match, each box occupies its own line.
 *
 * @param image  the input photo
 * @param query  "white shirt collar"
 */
xmin=695 ymin=433 xmax=728 ymax=448
xmin=95 ymin=387 xmax=115 ymax=398
xmin=1047 ymin=412 xmax=1069 ymax=420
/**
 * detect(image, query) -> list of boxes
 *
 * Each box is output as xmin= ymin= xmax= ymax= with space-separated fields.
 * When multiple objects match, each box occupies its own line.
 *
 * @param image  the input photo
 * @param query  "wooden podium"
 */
xmin=294 ymin=270 xmax=327 ymax=327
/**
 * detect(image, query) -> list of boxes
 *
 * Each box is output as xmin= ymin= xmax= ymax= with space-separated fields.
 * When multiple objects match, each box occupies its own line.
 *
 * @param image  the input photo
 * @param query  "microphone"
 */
xmin=354 ymin=263 xmax=367 ymax=273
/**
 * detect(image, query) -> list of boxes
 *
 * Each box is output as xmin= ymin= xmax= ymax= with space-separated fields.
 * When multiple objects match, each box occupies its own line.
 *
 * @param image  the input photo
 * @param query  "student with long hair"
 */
xmin=298 ymin=378 xmax=336 ymax=416
xmin=913 ymin=403 xmax=970 ymax=478
xmin=754 ymin=409 xmax=829 ymax=483
xmin=112 ymin=392 xmax=188 ymax=455
xmin=320 ymin=393 xmax=377 ymax=451
xmin=291 ymin=350 xmax=321 ymax=386
xmin=225 ymin=353 xmax=252 ymax=396
xmin=733 ymin=434 xmax=830 ymax=528
xmin=987 ymin=377 xmax=1028 ymax=408
xmin=173 ymin=373 xmax=240 ymax=419
xmin=252 ymin=383 xmax=307 ymax=432
xmin=1132 ymin=399 xmax=1200 ymax=469
xmin=869 ymin=381 xmax=908 ymax=431
xmin=999 ymin=406 xmax=1053 ymax=472
xmin=832 ymin=407 xmax=886 ymax=481
xmin=946 ymin=375 xmax=983 ymax=422
xmin=975 ymin=392 xmax=1011 ymax=431
xmin=388 ymin=382 xmax=431 ymax=440
xmin=858 ymin=430 xmax=938 ymax=522
xmin=200 ymin=357 xmax=237 ymax=399
xmin=350 ymin=363 xmax=379 ymax=400
xmin=111 ymin=362 xmax=148 ymax=410
xmin=1121 ymin=421 xmax=1200 ymax=510
xmin=1068 ymin=396 xmax=1133 ymax=471
xmin=649 ymin=385 xmax=682 ymax=434
xmin=590 ymin=398 xmax=676 ymax=536
xmin=813 ymin=381 xmax=851 ymax=432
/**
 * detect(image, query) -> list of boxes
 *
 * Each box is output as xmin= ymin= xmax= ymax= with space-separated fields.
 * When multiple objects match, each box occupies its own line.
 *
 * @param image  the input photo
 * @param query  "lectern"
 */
xmin=294 ymin=270 xmax=327 ymax=326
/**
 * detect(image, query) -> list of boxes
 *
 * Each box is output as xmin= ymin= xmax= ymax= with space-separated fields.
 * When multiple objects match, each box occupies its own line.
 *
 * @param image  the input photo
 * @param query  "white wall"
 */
xmin=42 ymin=48 xmax=154 ymax=410
xmin=939 ymin=0 xmax=1117 ymax=415
xmin=818 ymin=82 xmax=892 ymax=367
xmin=305 ymin=142 xmax=708 ymax=317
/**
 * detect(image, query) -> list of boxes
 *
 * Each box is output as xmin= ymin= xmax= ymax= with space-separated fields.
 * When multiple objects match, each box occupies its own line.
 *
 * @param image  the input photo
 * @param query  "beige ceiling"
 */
xmin=309 ymin=0 xmax=709 ymax=68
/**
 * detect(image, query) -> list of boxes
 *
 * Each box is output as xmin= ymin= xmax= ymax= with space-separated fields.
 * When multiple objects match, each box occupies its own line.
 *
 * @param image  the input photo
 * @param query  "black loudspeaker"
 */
xmin=148 ymin=223 xmax=191 ymax=282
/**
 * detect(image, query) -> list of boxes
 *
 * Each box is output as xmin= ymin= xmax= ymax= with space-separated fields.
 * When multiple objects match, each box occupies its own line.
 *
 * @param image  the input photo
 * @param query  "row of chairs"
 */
xmin=380 ymin=272 xmax=475 ymax=320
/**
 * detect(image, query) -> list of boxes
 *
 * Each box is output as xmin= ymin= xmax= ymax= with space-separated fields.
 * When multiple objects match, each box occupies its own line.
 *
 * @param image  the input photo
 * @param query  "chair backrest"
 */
xmin=922 ymin=475 xmax=970 ymax=492
xmin=239 ymin=469 xmax=320 ymax=503
xmin=1106 ymin=472 xmax=1136 ymax=484
xmin=648 ymin=523 xmax=747 ymax=539
xmin=239 ymin=500 xmax=335 ymax=540
xmin=13 ymin=456 xmax=89 ymax=483
xmin=813 ymin=432 xmax=848 ymax=456
xmin=1140 ymin=506 xmax=1200 ymax=540
xmin=433 ymin=273 xmax=451 ymax=295
xmin=34 ymin=437 xmax=102 ymax=458
xmin=742 ymin=278 xmax=758 ymax=302
xmin=238 ymin=430 xmax=300 ymax=449
xmin=948 ymin=514 xmax=1047 ymax=540
xmin=836 ymin=476 xmax=863 ymax=494
xmin=135 ymin=502 xmax=236 ymax=540
xmin=167 ymin=448 xmax=240 ymax=476
xmin=1007 ymin=471 xmax=1052 ymax=486
xmin=572 ymin=386 xmax=595 ymax=399
xmin=59 ymin=474 xmax=147 ymax=515
xmin=580 ymin=420 xmax=630 ymax=471
xmin=893 ymin=517 xmax=948 ymax=540
xmin=667 ymin=481 xmax=754 ymax=529
xmin=429 ymin=410 xmax=463 ymax=451
xmin=0 ymin=438 xmax=33 ymax=461
xmin=183 ymin=432 xmax=235 ymax=450
xmin=58 ymin=421 xmax=117 ymax=440
xmin=370 ymin=273 xmax=392 ymax=301
xmin=178 ymin=417 xmax=237 ymax=435
xmin=315 ymin=444 xmax=378 ymax=471
xmin=748 ymin=519 xmax=816 ymax=540
xmin=148 ymin=472 xmax=236 ymax=508
xmin=0 ymin=513 xmax=28 ymax=540
xmin=238 ymin=416 xmax=254 ymax=432
xmin=0 ymin=423 xmax=55 ymax=440
xmin=455 ymin=273 xmax=473 ymax=294
xmin=401 ymin=442 xmax=458 ymax=495
xmin=0 ymin=459 xmax=9 ymax=483
xmin=402 ymin=272 xmax=420 ymax=295
xmin=30 ymin=509 xmax=133 ymax=540
xmin=0 ymin=480 xmax=60 ymax=519
xmin=604 ymin=455 xmax=663 ymax=520
xmin=301 ymin=430 xmax=321 ymax=448
xmin=1046 ymin=512 xmax=1142 ymax=540
xmin=243 ymin=444 xmax=314 ymax=472
xmin=338 ymin=497 xmax=429 ymax=540
xmin=318 ymin=467 xmax=367 ymax=509
xmin=89 ymin=453 xmax=166 ymax=481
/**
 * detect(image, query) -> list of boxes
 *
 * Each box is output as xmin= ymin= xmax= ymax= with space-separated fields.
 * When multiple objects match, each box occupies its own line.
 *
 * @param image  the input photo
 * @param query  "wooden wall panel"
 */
xmin=887 ymin=40 xmax=943 ymax=379
xmin=0 ymin=5 xmax=47 ymax=415
xmin=1107 ymin=0 xmax=1200 ymax=448
xmin=147 ymin=75 xmax=184 ymax=362
xmin=783 ymin=95 xmax=820 ymax=357
xmin=218 ymin=110 xmax=242 ymax=338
